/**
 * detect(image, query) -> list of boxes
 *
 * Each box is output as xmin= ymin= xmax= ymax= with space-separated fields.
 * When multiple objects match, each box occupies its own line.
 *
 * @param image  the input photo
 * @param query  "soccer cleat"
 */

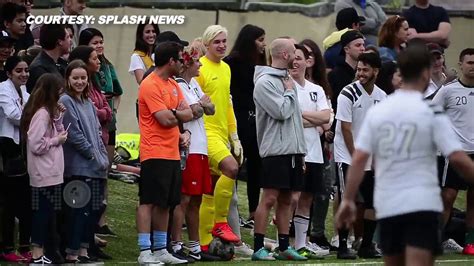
xmin=275 ymin=247 xmax=308 ymax=261
xmin=251 ymin=247 xmax=275 ymax=261
xmin=442 ymin=239 xmax=463 ymax=254
xmin=337 ymin=247 xmax=357 ymax=260
xmin=358 ymin=244 xmax=382 ymax=258
xmin=153 ymin=249 xmax=188 ymax=264
xmin=172 ymin=249 xmax=195 ymax=263
xmin=212 ymin=222 xmax=240 ymax=243
xmin=234 ymin=242 xmax=253 ymax=257
xmin=3 ymin=252 xmax=28 ymax=262
xmin=463 ymin=243 xmax=474 ymax=255
xmin=32 ymin=255 xmax=52 ymax=264
xmin=137 ymin=250 xmax=164 ymax=265
xmin=306 ymin=242 xmax=330 ymax=256
xmin=297 ymin=247 xmax=325 ymax=259
xmin=188 ymin=250 xmax=221 ymax=261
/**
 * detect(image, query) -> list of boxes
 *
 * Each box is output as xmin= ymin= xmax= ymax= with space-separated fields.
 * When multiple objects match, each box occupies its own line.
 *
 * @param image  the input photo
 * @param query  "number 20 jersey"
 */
xmin=432 ymin=79 xmax=474 ymax=153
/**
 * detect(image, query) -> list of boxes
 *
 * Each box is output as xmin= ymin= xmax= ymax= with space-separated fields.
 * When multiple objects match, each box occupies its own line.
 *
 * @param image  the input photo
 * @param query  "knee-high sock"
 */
xmin=227 ymin=186 xmax=241 ymax=238
xmin=199 ymin=194 xmax=214 ymax=246
xmin=214 ymin=174 xmax=235 ymax=224
xmin=294 ymin=215 xmax=310 ymax=250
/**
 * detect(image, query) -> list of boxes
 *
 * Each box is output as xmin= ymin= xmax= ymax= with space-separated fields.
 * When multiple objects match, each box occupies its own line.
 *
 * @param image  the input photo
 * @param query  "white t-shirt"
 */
xmin=296 ymin=80 xmax=329 ymax=163
xmin=432 ymin=79 xmax=474 ymax=153
xmin=334 ymin=81 xmax=387 ymax=170
xmin=128 ymin=53 xmax=155 ymax=75
xmin=176 ymin=78 xmax=208 ymax=155
xmin=355 ymin=89 xmax=462 ymax=219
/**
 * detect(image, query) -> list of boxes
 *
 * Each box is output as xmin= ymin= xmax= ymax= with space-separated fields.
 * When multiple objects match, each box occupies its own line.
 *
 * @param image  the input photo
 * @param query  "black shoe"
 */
xmin=89 ymin=246 xmax=112 ymax=260
xmin=357 ymin=244 xmax=382 ymax=258
xmin=243 ymin=218 xmax=254 ymax=229
xmin=32 ymin=255 xmax=52 ymax=264
xmin=172 ymin=249 xmax=195 ymax=263
xmin=337 ymin=247 xmax=357 ymax=260
xmin=44 ymin=250 xmax=65 ymax=264
xmin=64 ymin=256 xmax=91 ymax=264
xmin=191 ymin=250 xmax=222 ymax=261
xmin=311 ymin=235 xmax=338 ymax=252
xmin=95 ymin=225 xmax=117 ymax=237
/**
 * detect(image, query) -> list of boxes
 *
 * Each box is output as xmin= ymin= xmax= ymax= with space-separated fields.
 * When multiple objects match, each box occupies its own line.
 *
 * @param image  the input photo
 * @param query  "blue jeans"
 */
xmin=31 ymin=184 xmax=62 ymax=247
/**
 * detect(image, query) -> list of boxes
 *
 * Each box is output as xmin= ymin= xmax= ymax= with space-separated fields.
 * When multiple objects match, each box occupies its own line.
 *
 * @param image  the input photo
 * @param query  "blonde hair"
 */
xmin=202 ymin=25 xmax=228 ymax=46
xmin=191 ymin=37 xmax=207 ymax=56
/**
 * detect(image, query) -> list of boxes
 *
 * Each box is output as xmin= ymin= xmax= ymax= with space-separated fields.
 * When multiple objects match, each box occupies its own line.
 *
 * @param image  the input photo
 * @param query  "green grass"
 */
xmin=102 ymin=180 xmax=474 ymax=265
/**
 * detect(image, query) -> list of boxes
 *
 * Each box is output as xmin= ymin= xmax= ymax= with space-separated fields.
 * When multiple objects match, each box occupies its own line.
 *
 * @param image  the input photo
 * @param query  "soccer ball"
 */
xmin=209 ymin=237 xmax=235 ymax=261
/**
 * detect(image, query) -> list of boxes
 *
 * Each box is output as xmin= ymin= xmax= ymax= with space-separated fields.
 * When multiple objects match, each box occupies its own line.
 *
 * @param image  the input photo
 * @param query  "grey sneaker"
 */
xmin=137 ymin=250 xmax=163 ymax=265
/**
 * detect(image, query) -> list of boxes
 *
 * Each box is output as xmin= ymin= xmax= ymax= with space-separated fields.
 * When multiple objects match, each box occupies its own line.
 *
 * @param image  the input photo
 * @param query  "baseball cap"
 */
xmin=340 ymin=30 xmax=365 ymax=55
xmin=426 ymin=42 xmax=444 ymax=55
xmin=0 ymin=31 xmax=16 ymax=46
xmin=156 ymin=31 xmax=189 ymax=46
xmin=336 ymin=8 xmax=366 ymax=30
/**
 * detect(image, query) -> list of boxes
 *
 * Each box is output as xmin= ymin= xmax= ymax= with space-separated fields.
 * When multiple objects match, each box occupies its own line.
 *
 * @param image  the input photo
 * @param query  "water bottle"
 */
xmin=180 ymin=147 xmax=188 ymax=170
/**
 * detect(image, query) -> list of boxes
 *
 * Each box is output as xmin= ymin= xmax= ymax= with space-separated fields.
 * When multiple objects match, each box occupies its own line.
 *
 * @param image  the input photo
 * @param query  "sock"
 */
xmin=138 ymin=233 xmax=151 ymax=251
xmin=171 ymin=241 xmax=182 ymax=253
xmin=466 ymin=228 xmax=474 ymax=244
xmin=189 ymin=240 xmax=201 ymax=254
xmin=294 ymin=215 xmax=310 ymax=250
xmin=278 ymin=234 xmax=290 ymax=252
xmin=254 ymin=233 xmax=265 ymax=251
xmin=199 ymin=194 xmax=215 ymax=246
xmin=360 ymin=219 xmax=377 ymax=248
xmin=152 ymin=231 xmax=167 ymax=251
xmin=338 ymin=229 xmax=349 ymax=250
xmin=214 ymin=174 xmax=235 ymax=223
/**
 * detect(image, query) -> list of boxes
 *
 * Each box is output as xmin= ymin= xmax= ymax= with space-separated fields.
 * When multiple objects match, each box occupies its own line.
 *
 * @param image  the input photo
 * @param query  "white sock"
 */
xmin=188 ymin=240 xmax=201 ymax=254
xmin=294 ymin=215 xmax=310 ymax=250
xmin=171 ymin=241 xmax=182 ymax=253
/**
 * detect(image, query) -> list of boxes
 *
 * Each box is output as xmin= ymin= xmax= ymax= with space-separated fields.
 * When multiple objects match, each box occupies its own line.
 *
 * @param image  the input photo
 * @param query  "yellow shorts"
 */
xmin=207 ymin=135 xmax=231 ymax=176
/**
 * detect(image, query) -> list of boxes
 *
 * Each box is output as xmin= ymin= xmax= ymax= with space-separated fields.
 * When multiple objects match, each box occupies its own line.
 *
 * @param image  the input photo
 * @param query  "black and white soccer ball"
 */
xmin=209 ymin=237 xmax=234 ymax=261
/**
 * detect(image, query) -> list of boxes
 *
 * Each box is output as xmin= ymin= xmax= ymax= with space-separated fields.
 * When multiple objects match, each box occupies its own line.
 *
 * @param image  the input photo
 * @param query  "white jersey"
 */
xmin=334 ymin=81 xmax=387 ymax=170
xmin=176 ymin=78 xmax=208 ymax=155
xmin=296 ymin=80 xmax=330 ymax=163
xmin=355 ymin=89 xmax=462 ymax=219
xmin=432 ymin=79 xmax=474 ymax=153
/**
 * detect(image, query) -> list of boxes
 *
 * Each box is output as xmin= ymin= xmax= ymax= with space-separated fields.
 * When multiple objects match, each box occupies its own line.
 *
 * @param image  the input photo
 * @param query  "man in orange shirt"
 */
xmin=135 ymin=41 xmax=193 ymax=265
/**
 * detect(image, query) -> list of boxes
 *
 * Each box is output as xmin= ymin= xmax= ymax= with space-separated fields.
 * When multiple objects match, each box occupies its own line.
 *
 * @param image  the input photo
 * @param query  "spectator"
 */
xmin=0 ymin=55 xmax=31 ymax=263
xmin=60 ymin=0 xmax=87 ymax=48
xmin=60 ymin=60 xmax=109 ymax=263
xmin=0 ymin=3 xmax=28 ymax=53
xmin=129 ymin=20 xmax=159 ymax=85
xmin=425 ymin=42 xmax=447 ymax=99
xmin=26 ymin=24 xmax=71 ymax=93
xmin=378 ymin=15 xmax=410 ymax=63
xmin=323 ymin=8 xmax=364 ymax=70
xmin=403 ymin=0 xmax=451 ymax=47
xmin=20 ymin=74 xmax=66 ymax=265
xmin=335 ymin=0 xmax=387 ymax=45
xmin=62 ymin=24 xmax=75 ymax=61
xmin=376 ymin=61 xmax=402 ymax=95
xmin=223 ymin=24 xmax=267 ymax=229
xmin=0 ymin=35 xmax=15 ymax=82
xmin=135 ymin=41 xmax=192 ymax=265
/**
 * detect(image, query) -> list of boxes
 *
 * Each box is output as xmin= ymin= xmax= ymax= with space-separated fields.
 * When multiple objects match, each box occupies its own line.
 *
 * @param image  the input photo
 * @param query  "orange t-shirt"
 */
xmin=138 ymin=72 xmax=185 ymax=161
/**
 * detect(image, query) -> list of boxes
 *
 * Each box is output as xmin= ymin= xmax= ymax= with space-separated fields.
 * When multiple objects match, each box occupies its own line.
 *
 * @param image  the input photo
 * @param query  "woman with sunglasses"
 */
xmin=378 ymin=15 xmax=410 ymax=63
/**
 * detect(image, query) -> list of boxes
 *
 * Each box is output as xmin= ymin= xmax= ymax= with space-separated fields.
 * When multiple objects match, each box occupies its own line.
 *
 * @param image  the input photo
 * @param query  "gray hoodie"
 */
xmin=253 ymin=66 xmax=306 ymax=158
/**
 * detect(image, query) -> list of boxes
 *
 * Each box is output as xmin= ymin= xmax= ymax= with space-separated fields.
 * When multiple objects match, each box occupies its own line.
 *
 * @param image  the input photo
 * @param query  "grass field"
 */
xmin=102 ymin=179 xmax=474 ymax=265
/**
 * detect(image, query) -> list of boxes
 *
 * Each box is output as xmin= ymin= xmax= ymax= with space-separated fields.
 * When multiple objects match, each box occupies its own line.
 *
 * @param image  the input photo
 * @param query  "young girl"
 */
xmin=60 ymin=60 xmax=109 ymax=263
xmin=20 ymin=74 xmax=67 ymax=264
xmin=0 ymin=55 xmax=31 ymax=262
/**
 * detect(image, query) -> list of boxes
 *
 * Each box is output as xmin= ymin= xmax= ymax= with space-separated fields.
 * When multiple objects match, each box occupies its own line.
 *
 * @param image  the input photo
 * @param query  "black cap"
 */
xmin=156 ymin=31 xmax=189 ymax=46
xmin=426 ymin=42 xmax=444 ymax=55
xmin=340 ymin=30 xmax=365 ymax=53
xmin=336 ymin=8 xmax=366 ymax=30
xmin=0 ymin=31 xmax=16 ymax=46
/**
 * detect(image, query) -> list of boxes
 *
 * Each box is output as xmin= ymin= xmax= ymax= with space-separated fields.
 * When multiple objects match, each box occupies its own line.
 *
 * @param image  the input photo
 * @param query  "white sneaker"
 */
xmin=138 ymin=250 xmax=164 ymax=265
xmin=307 ymin=242 xmax=330 ymax=256
xmin=234 ymin=242 xmax=254 ymax=257
xmin=331 ymin=235 xmax=339 ymax=248
xmin=153 ymin=249 xmax=187 ymax=264
xmin=442 ymin=239 xmax=463 ymax=254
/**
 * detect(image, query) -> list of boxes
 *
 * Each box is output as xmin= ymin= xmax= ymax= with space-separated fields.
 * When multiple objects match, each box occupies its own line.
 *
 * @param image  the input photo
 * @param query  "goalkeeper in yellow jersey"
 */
xmin=195 ymin=25 xmax=244 ymax=251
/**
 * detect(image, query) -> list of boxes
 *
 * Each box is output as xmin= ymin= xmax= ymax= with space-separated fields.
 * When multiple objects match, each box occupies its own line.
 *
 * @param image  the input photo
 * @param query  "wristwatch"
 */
xmin=171 ymin=109 xmax=177 ymax=116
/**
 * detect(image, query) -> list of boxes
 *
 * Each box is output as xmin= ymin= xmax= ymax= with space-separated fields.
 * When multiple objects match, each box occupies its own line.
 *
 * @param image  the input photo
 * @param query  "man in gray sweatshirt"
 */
xmin=251 ymin=38 xmax=307 ymax=261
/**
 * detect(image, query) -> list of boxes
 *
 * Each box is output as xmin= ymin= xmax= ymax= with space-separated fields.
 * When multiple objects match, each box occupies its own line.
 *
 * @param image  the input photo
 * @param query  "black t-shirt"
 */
xmin=0 ymin=70 xmax=7 ymax=82
xmin=402 ymin=4 xmax=450 ymax=34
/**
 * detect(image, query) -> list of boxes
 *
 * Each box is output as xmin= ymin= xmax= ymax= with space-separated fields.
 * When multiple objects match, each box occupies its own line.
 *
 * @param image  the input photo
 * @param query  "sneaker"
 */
xmin=463 ymin=243 xmax=474 ymax=255
xmin=212 ymin=222 xmax=240 ymax=243
xmin=31 ymin=255 xmax=52 ymax=264
xmin=337 ymin=247 xmax=357 ymax=260
xmin=153 ymin=249 xmax=187 ymax=264
xmin=357 ymin=244 xmax=382 ymax=258
xmin=190 ymin=251 xmax=221 ymax=261
xmin=310 ymin=235 xmax=337 ymax=251
xmin=172 ymin=249 xmax=195 ymax=263
xmin=275 ymin=247 xmax=307 ymax=261
xmin=44 ymin=250 xmax=65 ymax=264
xmin=443 ymin=239 xmax=463 ymax=254
xmin=3 ymin=252 xmax=28 ymax=262
xmin=296 ymin=247 xmax=325 ymax=259
xmin=251 ymin=247 xmax=275 ymax=261
xmin=241 ymin=217 xmax=254 ymax=229
xmin=331 ymin=235 xmax=339 ymax=248
xmin=307 ymin=242 xmax=330 ymax=256
xmin=234 ymin=242 xmax=253 ymax=257
xmin=137 ymin=250 xmax=163 ymax=265
xmin=96 ymin=225 xmax=117 ymax=237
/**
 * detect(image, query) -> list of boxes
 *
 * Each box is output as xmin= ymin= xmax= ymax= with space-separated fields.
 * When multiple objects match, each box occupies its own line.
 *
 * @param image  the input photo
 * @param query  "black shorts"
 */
xmin=302 ymin=162 xmax=325 ymax=194
xmin=379 ymin=211 xmax=442 ymax=256
xmin=261 ymin=155 xmax=304 ymax=191
xmin=438 ymin=154 xmax=474 ymax=190
xmin=107 ymin=130 xmax=116 ymax=146
xmin=336 ymin=163 xmax=374 ymax=209
xmin=139 ymin=159 xmax=181 ymax=208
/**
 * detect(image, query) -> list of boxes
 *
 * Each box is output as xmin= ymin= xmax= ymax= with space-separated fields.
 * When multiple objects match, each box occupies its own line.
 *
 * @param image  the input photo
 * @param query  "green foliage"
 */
xmin=387 ymin=0 xmax=403 ymax=9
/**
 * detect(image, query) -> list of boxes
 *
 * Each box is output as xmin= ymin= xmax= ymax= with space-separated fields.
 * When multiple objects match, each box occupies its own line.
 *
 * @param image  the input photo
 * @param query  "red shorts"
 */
xmin=181 ymin=154 xmax=212 ymax=196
